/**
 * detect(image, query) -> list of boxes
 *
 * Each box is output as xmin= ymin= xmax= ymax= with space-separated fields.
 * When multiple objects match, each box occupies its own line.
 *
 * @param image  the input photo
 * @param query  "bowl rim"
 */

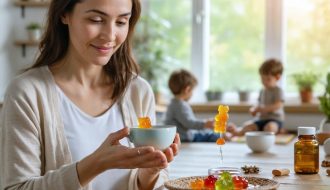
xmin=245 ymin=131 xmax=275 ymax=136
xmin=130 ymin=125 xmax=177 ymax=130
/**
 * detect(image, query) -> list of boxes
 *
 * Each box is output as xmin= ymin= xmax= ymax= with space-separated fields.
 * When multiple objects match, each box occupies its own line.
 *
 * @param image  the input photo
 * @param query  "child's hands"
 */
xmin=204 ymin=119 xmax=214 ymax=129
xmin=249 ymin=106 xmax=260 ymax=116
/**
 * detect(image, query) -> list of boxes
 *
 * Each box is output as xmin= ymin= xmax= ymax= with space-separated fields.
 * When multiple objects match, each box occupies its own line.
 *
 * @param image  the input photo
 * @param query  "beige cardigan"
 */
xmin=0 ymin=66 xmax=168 ymax=190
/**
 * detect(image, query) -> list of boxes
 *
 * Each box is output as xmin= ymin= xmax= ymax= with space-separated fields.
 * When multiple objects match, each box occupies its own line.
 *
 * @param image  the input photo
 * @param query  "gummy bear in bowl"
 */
xmin=138 ymin=117 xmax=152 ymax=128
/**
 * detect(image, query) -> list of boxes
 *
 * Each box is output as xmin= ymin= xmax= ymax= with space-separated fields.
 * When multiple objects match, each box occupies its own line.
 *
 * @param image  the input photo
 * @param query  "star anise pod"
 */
xmin=321 ymin=160 xmax=330 ymax=167
xmin=241 ymin=165 xmax=260 ymax=174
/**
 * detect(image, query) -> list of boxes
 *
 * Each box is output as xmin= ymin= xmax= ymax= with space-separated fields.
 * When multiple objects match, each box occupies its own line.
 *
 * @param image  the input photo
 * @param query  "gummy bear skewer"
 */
xmin=213 ymin=105 xmax=229 ymax=165
xmin=219 ymin=146 xmax=223 ymax=164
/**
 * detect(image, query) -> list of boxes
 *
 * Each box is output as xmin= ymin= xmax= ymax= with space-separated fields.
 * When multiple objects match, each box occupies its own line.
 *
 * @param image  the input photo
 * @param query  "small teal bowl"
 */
xmin=129 ymin=125 xmax=177 ymax=150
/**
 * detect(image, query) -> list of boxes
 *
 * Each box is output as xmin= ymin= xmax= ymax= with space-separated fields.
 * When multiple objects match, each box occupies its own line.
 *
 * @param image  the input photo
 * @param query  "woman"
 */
xmin=0 ymin=0 xmax=180 ymax=189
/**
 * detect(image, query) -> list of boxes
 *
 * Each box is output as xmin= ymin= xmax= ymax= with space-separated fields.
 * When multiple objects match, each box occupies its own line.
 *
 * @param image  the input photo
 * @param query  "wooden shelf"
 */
xmin=15 ymin=40 xmax=39 ymax=46
xmin=14 ymin=1 xmax=50 ymax=7
xmin=190 ymin=102 xmax=321 ymax=114
xmin=14 ymin=0 xmax=50 ymax=17
xmin=14 ymin=40 xmax=39 ymax=56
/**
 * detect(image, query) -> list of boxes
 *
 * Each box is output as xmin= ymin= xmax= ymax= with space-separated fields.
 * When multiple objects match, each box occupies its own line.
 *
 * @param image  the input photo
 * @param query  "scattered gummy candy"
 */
xmin=215 ymin=171 xmax=234 ymax=190
xmin=190 ymin=178 xmax=204 ymax=189
xmin=232 ymin=175 xmax=248 ymax=189
xmin=204 ymin=175 xmax=217 ymax=189
xmin=189 ymin=173 xmax=249 ymax=190
xmin=138 ymin=117 xmax=151 ymax=128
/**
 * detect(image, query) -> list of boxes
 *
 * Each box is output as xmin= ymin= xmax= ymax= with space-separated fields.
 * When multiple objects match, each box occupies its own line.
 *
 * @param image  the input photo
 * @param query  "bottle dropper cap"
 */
xmin=298 ymin=127 xmax=316 ymax=136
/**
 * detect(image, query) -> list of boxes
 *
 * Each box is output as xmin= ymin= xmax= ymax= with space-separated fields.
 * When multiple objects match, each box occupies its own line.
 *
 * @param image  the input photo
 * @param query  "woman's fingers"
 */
xmin=164 ymin=133 xmax=180 ymax=160
xmin=163 ymin=147 xmax=174 ymax=163
xmin=135 ymin=150 xmax=167 ymax=168
xmin=173 ymin=133 xmax=181 ymax=146
xmin=170 ymin=143 xmax=179 ymax=157
xmin=107 ymin=127 xmax=129 ymax=145
xmin=116 ymin=148 xmax=167 ymax=169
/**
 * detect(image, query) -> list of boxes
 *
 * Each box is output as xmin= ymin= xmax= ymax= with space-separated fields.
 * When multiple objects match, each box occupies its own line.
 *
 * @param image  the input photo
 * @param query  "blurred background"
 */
xmin=0 ymin=0 xmax=329 ymax=130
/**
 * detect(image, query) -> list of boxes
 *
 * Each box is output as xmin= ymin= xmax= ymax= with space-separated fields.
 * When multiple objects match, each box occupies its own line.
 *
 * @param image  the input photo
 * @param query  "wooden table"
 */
xmin=168 ymin=141 xmax=330 ymax=190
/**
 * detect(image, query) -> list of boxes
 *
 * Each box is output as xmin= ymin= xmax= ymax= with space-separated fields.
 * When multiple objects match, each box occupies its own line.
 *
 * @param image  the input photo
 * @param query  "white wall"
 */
xmin=0 ymin=0 xmax=47 ymax=101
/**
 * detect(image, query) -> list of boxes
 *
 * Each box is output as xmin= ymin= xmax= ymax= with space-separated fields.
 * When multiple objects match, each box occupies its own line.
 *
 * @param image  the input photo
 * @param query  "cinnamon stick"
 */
xmin=272 ymin=169 xmax=290 ymax=176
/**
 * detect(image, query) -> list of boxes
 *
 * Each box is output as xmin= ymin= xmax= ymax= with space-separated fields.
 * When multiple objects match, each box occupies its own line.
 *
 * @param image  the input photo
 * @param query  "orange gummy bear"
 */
xmin=138 ymin=117 xmax=152 ymax=128
xmin=190 ymin=179 xmax=204 ymax=189
xmin=216 ymin=137 xmax=226 ymax=145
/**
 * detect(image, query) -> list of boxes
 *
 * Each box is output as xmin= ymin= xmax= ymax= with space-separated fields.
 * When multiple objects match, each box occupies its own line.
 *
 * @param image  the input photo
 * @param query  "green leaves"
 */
xmin=319 ymin=72 xmax=330 ymax=119
xmin=26 ymin=22 xmax=41 ymax=30
xmin=133 ymin=11 xmax=178 ymax=92
xmin=292 ymin=72 xmax=319 ymax=91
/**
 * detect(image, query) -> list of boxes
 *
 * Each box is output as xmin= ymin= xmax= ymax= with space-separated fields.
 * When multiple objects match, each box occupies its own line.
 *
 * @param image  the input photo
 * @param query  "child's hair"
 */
xmin=168 ymin=69 xmax=197 ymax=95
xmin=259 ymin=59 xmax=283 ymax=76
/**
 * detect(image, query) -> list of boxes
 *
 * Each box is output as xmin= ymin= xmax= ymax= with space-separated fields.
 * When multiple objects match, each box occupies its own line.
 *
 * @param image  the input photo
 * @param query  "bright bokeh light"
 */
xmin=286 ymin=0 xmax=330 ymax=94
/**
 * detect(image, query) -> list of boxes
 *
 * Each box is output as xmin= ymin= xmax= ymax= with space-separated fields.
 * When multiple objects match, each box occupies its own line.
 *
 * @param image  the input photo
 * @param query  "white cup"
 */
xmin=324 ymin=138 xmax=330 ymax=156
xmin=245 ymin=131 xmax=275 ymax=153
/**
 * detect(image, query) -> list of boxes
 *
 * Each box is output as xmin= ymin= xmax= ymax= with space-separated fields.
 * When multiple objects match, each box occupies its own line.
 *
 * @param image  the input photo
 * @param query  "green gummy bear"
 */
xmin=215 ymin=171 xmax=234 ymax=190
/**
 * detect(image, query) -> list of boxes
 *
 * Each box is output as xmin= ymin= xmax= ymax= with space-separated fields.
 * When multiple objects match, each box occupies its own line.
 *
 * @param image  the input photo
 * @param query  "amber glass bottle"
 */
xmin=294 ymin=127 xmax=319 ymax=174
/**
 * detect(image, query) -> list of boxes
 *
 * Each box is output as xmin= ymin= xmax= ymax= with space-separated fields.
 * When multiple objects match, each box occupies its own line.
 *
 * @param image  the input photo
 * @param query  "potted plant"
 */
xmin=317 ymin=72 xmax=330 ymax=144
xmin=133 ymin=11 xmax=177 ymax=103
xmin=292 ymin=72 xmax=319 ymax=103
xmin=205 ymin=87 xmax=223 ymax=102
xmin=26 ymin=22 xmax=42 ymax=42
xmin=238 ymin=90 xmax=250 ymax=102
xmin=234 ymin=86 xmax=251 ymax=102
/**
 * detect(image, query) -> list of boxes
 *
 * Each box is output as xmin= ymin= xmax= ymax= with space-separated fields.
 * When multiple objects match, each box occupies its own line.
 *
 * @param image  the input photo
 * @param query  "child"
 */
xmin=228 ymin=59 xmax=285 ymax=136
xmin=164 ymin=69 xmax=219 ymax=142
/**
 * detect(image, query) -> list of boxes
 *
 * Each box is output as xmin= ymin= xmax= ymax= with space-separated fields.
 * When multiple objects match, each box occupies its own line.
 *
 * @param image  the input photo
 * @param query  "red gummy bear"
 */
xmin=232 ymin=176 xmax=248 ymax=189
xmin=204 ymin=175 xmax=217 ymax=189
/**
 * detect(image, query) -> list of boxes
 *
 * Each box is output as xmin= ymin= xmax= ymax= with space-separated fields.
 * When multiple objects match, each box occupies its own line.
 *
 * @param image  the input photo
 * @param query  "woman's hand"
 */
xmin=76 ymin=127 xmax=169 ymax=186
xmin=94 ymin=127 xmax=168 ymax=170
xmin=163 ymin=133 xmax=180 ymax=162
xmin=137 ymin=133 xmax=181 ymax=190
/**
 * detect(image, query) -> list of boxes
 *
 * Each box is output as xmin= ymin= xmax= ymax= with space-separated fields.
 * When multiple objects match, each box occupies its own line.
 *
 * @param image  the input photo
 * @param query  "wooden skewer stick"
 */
xmin=272 ymin=169 xmax=290 ymax=176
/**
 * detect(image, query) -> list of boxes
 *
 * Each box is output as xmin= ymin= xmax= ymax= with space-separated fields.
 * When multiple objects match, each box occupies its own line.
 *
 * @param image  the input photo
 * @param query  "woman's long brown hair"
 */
xmin=30 ymin=0 xmax=141 ymax=101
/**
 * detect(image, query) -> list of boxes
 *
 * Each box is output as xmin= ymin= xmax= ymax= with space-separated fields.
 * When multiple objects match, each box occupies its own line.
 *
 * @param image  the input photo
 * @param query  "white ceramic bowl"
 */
xmin=245 ymin=131 xmax=275 ymax=153
xmin=129 ymin=125 xmax=177 ymax=150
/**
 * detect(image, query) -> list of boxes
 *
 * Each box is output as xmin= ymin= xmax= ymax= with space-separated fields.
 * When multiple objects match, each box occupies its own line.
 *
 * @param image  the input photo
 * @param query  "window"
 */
xmin=286 ymin=0 xmax=330 ymax=94
xmin=137 ymin=0 xmax=192 ymax=94
xmin=209 ymin=0 xmax=265 ymax=92
xmin=148 ymin=0 xmax=192 ymax=70
xmin=139 ymin=0 xmax=330 ymax=101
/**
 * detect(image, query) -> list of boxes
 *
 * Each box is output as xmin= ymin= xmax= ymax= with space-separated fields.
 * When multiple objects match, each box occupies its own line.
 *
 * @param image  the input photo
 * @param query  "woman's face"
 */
xmin=62 ymin=0 xmax=132 ymax=66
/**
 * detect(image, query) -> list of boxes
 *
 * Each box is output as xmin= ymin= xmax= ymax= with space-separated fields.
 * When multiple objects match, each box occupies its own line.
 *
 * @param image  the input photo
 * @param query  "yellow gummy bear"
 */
xmin=138 ymin=117 xmax=152 ymax=128
xmin=214 ymin=105 xmax=229 ymax=134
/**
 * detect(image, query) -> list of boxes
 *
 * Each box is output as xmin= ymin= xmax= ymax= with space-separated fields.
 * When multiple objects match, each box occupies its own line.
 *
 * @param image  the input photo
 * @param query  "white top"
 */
xmin=298 ymin=126 xmax=316 ymax=136
xmin=1 ymin=66 xmax=167 ymax=190
xmin=57 ymin=87 xmax=130 ymax=190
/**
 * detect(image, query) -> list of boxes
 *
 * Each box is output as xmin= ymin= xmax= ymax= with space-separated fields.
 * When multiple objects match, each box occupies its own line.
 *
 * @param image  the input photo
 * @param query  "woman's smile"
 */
xmin=90 ymin=44 xmax=114 ymax=54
